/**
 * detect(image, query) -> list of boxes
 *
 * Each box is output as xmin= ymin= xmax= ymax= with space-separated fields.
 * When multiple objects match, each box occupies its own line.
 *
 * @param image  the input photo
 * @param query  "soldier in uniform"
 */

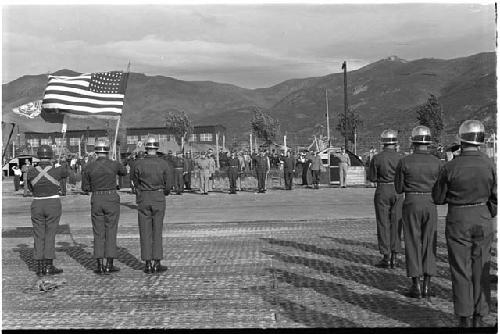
xmin=173 ymin=151 xmax=185 ymax=195
xmin=81 ymin=140 xmax=128 ymax=274
xmin=310 ymin=150 xmax=322 ymax=189
xmin=131 ymin=136 xmax=171 ymax=274
xmin=196 ymin=152 xmax=211 ymax=195
xmin=369 ymin=130 xmax=403 ymax=268
xmin=282 ymin=150 xmax=296 ymax=190
xmin=227 ymin=151 xmax=241 ymax=194
xmin=207 ymin=149 xmax=216 ymax=192
xmin=395 ymin=126 xmax=442 ymax=299
xmin=27 ymin=145 xmax=68 ymax=276
xmin=183 ymin=151 xmax=194 ymax=191
xmin=334 ymin=147 xmax=351 ymax=188
xmin=22 ymin=159 xmax=32 ymax=197
xmin=254 ymin=149 xmax=270 ymax=193
xmin=432 ymin=120 xmax=496 ymax=327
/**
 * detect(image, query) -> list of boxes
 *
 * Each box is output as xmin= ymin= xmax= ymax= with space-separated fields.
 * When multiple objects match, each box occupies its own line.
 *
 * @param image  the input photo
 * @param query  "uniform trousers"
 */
xmin=374 ymin=184 xmax=403 ymax=256
xmin=402 ymin=193 xmax=437 ymax=277
xmin=174 ymin=168 xmax=184 ymax=194
xmin=137 ymin=190 xmax=165 ymax=261
xmin=284 ymin=170 xmax=294 ymax=190
xmin=228 ymin=168 xmax=238 ymax=192
xmin=446 ymin=204 xmax=493 ymax=317
xmin=311 ymin=170 xmax=320 ymax=186
xmin=184 ymin=172 xmax=192 ymax=190
xmin=199 ymin=171 xmax=210 ymax=193
xmin=23 ymin=173 xmax=29 ymax=196
xmin=31 ymin=198 xmax=62 ymax=260
xmin=91 ymin=192 xmax=120 ymax=258
xmin=256 ymin=170 xmax=267 ymax=191
xmin=14 ymin=175 xmax=20 ymax=191
xmin=339 ymin=163 xmax=348 ymax=187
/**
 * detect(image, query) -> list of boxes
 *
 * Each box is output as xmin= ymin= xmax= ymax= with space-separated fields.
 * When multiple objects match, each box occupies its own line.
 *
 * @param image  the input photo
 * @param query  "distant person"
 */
xmin=21 ymin=159 xmax=31 ymax=197
xmin=183 ymin=151 xmax=194 ymax=191
xmin=433 ymin=120 xmax=496 ymax=328
xmin=227 ymin=151 xmax=241 ymax=194
xmin=172 ymin=151 xmax=185 ymax=195
xmin=282 ymin=150 xmax=296 ymax=190
xmin=196 ymin=152 xmax=211 ymax=195
xmin=334 ymin=147 xmax=351 ymax=188
xmin=310 ymin=151 xmax=322 ymax=189
xmin=254 ymin=149 xmax=270 ymax=193
xmin=12 ymin=165 xmax=21 ymax=191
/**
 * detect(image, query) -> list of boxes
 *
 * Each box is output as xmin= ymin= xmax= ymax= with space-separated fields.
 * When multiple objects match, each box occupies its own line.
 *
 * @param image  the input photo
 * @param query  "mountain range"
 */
xmin=2 ymin=52 xmax=496 ymax=152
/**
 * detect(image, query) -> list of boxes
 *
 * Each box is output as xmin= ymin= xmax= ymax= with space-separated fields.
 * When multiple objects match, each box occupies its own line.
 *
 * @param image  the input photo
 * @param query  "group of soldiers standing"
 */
xmin=22 ymin=119 xmax=495 ymax=327
xmin=368 ymin=120 xmax=496 ymax=328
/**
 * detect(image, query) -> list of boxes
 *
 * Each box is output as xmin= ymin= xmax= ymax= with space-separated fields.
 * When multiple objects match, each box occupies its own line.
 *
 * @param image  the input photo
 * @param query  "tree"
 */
xmin=416 ymin=94 xmax=444 ymax=144
xmin=336 ymin=108 xmax=362 ymax=147
xmin=165 ymin=110 xmax=193 ymax=147
xmin=251 ymin=109 xmax=280 ymax=147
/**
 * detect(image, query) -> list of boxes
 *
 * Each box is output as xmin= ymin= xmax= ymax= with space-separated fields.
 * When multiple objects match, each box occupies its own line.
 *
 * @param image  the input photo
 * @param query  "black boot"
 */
xmin=152 ymin=260 xmax=168 ymax=273
xmin=459 ymin=316 xmax=472 ymax=327
xmin=390 ymin=252 xmax=400 ymax=269
xmin=408 ymin=277 xmax=422 ymax=298
xmin=375 ymin=255 xmax=390 ymax=268
xmin=44 ymin=259 xmax=63 ymax=275
xmin=144 ymin=260 xmax=153 ymax=274
xmin=105 ymin=258 xmax=120 ymax=274
xmin=36 ymin=260 xmax=45 ymax=277
xmin=422 ymin=274 xmax=432 ymax=300
xmin=94 ymin=258 xmax=105 ymax=274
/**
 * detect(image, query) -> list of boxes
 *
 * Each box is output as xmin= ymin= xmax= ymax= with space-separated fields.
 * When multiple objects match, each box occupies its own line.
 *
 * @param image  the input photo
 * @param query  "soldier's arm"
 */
xmin=394 ymin=160 xmax=404 ymax=194
xmin=347 ymin=155 xmax=351 ymax=166
xmin=487 ymin=164 xmax=497 ymax=217
xmin=432 ymin=167 xmax=448 ymax=205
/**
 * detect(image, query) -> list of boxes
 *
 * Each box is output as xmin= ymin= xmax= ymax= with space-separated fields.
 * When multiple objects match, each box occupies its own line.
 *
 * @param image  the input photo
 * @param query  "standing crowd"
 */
xmin=15 ymin=119 xmax=496 ymax=328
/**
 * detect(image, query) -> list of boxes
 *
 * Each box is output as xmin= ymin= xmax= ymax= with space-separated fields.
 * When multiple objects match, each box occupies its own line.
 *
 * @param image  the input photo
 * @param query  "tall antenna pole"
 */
xmin=325 ymin=89 xmax=330 ymax=147
xmin=342 ymin=61 xmax=348 ymax=149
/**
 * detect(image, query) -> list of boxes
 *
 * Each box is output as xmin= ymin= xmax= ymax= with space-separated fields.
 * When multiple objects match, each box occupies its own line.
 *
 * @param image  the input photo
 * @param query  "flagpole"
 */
xmin=59 ymin=115 xmax=67 ymax=161
xmin=2 ymin=123 xmax=16 ymax=162
xmin=112 ymin=62 xmax=131 ymax=161
xmin=325 ymin=89 xmax=330 ymax=147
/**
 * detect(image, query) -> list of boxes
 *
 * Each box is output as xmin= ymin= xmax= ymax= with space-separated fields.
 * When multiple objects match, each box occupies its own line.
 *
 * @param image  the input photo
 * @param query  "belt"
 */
xmin=93 ymin=189 xmax=116 ymax=195
xmin=229 ymin=166 xmax=238 ymax=168
xmin=140 ymin=189 xmax=164 ymax=192
xmin=377 ymin=182 xmax=394 ymax=185
xmin=405 ymin=192 xmax=431 ymax=195
xmin=174 ymin=167 xmax=184 ymax=169
xmin=33 ymin=195 xmax=60 ymax=200
xmin=449 ymin=202 xmax=486 ymax=208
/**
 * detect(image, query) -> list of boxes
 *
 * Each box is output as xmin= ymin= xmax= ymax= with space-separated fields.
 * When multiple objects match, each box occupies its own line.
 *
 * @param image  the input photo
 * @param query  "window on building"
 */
xmin=127 ymin=136 xmax=138 ymax=144
xmin=98 ymin=137 xmax=107 ymax=142
xmin=69 ymin=138 xmax=79 ymax=146
xmin=55 ymin=138 xmax=65 ymax=146
xmin=87 ymin=137 xmax=95 ymax=146
xmin=189 ymin=134 xmax=197 ymax=142
xmin=140 ymin=135 xmax=149 ymax=142
xmin=41 ymin=138 xmax=52 ymax=145
xmin=27 ymin=138 xmax=39 ymax=148
xmin=159 ymin=134 xmax=168 ymax=141
xmin=199 ymin=133 xmax=213 ymax=142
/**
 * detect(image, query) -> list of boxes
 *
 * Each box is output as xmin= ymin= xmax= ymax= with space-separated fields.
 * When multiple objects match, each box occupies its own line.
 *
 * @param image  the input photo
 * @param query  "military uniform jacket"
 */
xmin=254 ymin=156 xmax=270 ymax=172
xmin=196 ymin=158 xmax=212 ymax=175
xmin=395 ymin=150 xmax=442 ymax=194
xmin=82 ymin=157 xmax=128 ymax=192
xmin=173 ymin=156 xmax=185 ymax=170
xmin=27 ymin=161 xmax=69 ymax=197
xmin=432 ymin=150 xmax=496 ymax=215
xmin=283 ymin=156 xmax=296 ymax=171
xmin=183 ymin=157 xmax=194 ymax=173
xmin=310 ymin=155 xmax=322 ymax=171
xmin=227 ymin=157 xmax=241 ymax=170
xmin=368 ymin=148 xmax=402 ymax=183
xmin=131 ymin=155 xmax=171 ymax=191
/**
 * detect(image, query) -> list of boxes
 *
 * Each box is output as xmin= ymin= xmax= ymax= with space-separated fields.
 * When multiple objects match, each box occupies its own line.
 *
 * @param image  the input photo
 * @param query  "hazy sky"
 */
xmin=2 ymin=3 xmax=496 ymax=88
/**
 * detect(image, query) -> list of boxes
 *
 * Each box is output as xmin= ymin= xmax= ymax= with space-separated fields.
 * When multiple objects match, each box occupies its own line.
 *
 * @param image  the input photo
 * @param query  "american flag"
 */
xmin=41 ymin=71 xmax=129 ymax=122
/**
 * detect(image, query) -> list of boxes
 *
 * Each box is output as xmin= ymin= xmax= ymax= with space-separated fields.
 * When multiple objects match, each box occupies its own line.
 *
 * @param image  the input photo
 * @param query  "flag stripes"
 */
xmin=41 ymin=71 xmax=128 ymax=122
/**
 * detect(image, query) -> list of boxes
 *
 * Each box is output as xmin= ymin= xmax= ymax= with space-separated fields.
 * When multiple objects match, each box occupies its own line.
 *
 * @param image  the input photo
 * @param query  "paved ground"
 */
xmin=2 ymin=180 xmax=497 ymax=329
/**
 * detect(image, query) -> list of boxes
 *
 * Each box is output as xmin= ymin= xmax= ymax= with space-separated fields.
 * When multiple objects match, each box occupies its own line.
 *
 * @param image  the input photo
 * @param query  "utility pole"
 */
xmin=342 ymin=61 xmax=348 ymax=149
xmin=325 ymin=89 xmax=330 ymax=147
